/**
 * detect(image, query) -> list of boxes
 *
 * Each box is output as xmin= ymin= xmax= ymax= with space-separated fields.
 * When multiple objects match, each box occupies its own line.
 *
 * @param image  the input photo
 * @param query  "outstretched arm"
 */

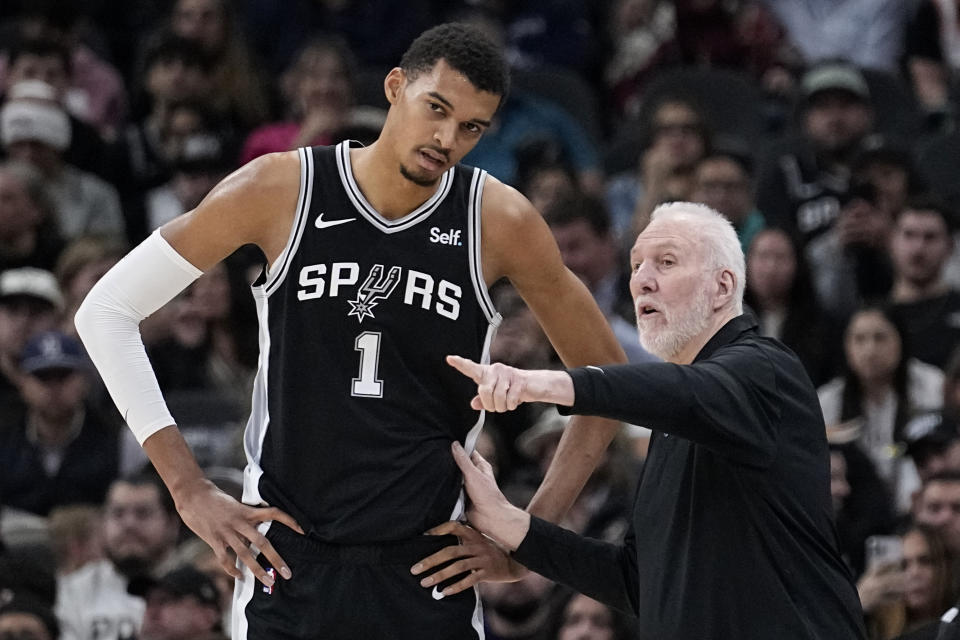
xmin=76 ymin=151 xmax=304 ymax=586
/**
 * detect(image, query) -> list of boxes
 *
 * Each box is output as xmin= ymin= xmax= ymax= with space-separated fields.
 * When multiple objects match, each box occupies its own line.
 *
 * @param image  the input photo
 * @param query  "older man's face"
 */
xmin=629 ymin=218 xmax=714 ymax=360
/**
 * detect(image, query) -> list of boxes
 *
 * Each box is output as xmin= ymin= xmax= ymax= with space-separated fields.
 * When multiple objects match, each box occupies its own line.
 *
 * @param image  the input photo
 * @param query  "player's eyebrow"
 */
xmin=428 ymin=91 xmax=491 ymax=128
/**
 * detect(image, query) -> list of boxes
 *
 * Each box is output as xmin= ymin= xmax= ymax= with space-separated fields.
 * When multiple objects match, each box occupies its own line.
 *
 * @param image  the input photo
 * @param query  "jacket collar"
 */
xmin=692 ymin=312 xmax=758 ymax=363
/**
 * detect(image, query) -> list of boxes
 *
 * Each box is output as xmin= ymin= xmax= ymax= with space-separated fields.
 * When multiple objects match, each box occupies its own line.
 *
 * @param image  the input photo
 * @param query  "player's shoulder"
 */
xmin=478 ymin=172 xmax=539 ymax=225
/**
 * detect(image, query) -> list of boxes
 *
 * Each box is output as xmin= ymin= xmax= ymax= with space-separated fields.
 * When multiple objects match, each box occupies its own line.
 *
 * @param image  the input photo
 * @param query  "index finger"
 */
xmin=446 ymin=355 xmax=483 ymax=382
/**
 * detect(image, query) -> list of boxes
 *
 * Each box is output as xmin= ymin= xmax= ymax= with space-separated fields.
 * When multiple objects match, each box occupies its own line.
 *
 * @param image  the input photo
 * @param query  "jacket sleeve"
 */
xmin=512 ymin=515 xmax=639 ymax=615
xmin=563 ymin=343 xmax=783 ymax=468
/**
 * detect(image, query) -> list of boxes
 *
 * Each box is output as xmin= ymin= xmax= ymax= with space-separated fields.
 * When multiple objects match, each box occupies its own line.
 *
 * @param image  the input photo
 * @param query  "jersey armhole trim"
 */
xmin=262 ymin=147 xmax=314 ymax=295
xmin=467 ymin=168 xmax=499 ymax=325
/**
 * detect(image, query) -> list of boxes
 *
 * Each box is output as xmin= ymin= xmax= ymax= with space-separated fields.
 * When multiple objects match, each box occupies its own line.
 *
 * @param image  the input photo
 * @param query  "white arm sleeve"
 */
xmin=74 ymin=230 xmax=203 ymax=444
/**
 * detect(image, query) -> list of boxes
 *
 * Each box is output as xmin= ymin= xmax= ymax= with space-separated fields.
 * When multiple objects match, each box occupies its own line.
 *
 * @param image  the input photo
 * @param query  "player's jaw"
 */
xmin=400 ymin=145 xmax=451 ymax=187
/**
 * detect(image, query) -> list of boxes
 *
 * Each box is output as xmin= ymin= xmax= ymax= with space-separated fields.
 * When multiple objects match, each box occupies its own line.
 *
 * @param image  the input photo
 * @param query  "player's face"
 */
xmin=386 ymin=60 xmax=499 ymax=187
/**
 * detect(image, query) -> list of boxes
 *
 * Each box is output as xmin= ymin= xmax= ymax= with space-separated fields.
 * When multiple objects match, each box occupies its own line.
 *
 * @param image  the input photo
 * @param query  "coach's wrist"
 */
xmin=486 ymin=504 xmax=530 ymax=552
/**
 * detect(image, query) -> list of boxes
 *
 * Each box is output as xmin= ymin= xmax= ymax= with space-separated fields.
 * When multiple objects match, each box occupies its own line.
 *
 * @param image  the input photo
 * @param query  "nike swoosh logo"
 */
xmin=315 ymin=213 xmax=356 ymax=229
xmin=431 ymin=586 xmax=445 ymax=600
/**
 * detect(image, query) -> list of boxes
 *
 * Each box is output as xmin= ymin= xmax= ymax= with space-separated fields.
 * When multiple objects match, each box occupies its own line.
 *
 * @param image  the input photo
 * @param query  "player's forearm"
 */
xmin=526 ymin=414 xmax=621 ymax=522
xmin=142 ymin=426 xmax=210 ymax=503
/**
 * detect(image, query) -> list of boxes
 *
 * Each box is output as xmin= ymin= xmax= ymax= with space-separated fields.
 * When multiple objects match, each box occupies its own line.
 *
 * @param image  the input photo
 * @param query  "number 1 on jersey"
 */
xmin=352 ymin=331 xmax=384 ymax=397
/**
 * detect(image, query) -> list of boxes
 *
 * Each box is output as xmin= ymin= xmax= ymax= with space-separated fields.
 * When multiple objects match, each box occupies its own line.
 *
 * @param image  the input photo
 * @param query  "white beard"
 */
xmin=637 ymin=286 xmax=713 ymax=360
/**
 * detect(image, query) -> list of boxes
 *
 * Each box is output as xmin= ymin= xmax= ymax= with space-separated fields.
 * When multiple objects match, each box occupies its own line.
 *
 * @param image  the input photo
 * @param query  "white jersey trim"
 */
xmin=242 ymin=287 xmax=271 ymax=507
xmin=467 ymin=168 xmax=498 ymax=324
xmin=263 ymin=147 xmax=314 ymax=296
xmin=336 ymin=141 xmax=454 ymax=233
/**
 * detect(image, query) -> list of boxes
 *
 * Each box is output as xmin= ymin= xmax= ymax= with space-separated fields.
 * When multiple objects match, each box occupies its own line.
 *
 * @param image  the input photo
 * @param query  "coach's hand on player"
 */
xmin=446 ymin=355 xmax=574 ymax=411
xmin=411 ymin=521 xmax=525 ymax=597
xmin=174 ymin=477 xmax=304 ymax=587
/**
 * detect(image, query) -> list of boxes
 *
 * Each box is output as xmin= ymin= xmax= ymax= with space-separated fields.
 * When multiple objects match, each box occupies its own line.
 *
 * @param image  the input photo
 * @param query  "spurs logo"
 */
xmin=347 ymin=264 xmax=401 ymax=323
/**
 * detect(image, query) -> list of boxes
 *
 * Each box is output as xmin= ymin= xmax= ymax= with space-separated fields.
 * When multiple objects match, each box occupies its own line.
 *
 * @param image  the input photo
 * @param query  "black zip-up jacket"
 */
xmin=513 ymin=314 xmax=866 ymax=639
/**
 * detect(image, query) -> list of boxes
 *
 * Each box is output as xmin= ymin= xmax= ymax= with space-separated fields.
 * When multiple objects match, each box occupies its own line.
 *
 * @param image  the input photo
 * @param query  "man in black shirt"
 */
xmin=427 ymin=202 xmax=866 ymax=639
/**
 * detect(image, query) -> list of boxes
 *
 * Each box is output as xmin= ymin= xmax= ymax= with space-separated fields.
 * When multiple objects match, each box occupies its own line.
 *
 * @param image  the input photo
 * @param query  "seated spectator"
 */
xmin=514 ymin=146 xmax=578 ymax=216
xmin=744 ymin=227 xmax=837 ymax=384
xmin=818 ymin=305 xmax=943 ymax=512
xmin=481 ymin=570 xmax=554 ymax=640
xmin=542 ymin=193 xmax=656 ymax=364
xmin=0 ymin=267 xmax=62 ymax=423
xmin=165 ymin=0 xmax=269 ymax=131
xmin=1 ymin=35 xmax=111 ymax=178
xmin=0 ymin=80 xmax=124 ymax=241
xmin=903 ymin=411 xmax=960 ymax=484
xmin=48 ymin=504 xmax=104 ymax=576
xmin=128 ymin=566 xmax=226 ymax=640
xmin=545 ymin=589 xmax=638 ymax=640
xmin=757 ymin=62 xmax=874 ymax=246
xmin=0 ymin=160 xmax=63 ymax=272
xmin=903 ymin=0 xmax=960 ymax=134
xmin=859 ymin=524 xmax=956 ymax=639
xmin=56 ymin=469 xmax=182 ymax=640
xmin=0 ymin=331 xmax=119 ymax=517
xmin=690 ymin=143 xmax=765 ymax=253
xmin=915 ymin=472 xmax=960 ymax=557
xmin=0 ymin=592 xmax=59 ymax=640
xmin=605 ymin=95 xmax=709 ymax=241
xmin=889 ymin=197 xmax=960 ymax=370
xmin=603 ymin=0 xmax=679 ymax=120
xmin=674 ymin=0 xmax=784 ymax=74
xmin=806 ymin=178 xmax=894 ymax=319
xmin=241 ymin=36 xmax=383 ymax=164
xmin=145 ymin=132 xmax=233 ymax=232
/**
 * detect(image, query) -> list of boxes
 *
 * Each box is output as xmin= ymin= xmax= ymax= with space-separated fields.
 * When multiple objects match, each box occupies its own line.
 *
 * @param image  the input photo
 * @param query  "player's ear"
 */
xmin=384 ymin=67 xmax=405 ymax=106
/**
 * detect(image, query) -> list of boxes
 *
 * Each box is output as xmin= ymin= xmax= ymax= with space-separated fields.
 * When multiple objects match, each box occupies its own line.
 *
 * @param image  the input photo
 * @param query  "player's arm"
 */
xmin=75 ymin=151 xmax=304 ymax=586
xmin=481 ymin=178 xmax=627 ymax=521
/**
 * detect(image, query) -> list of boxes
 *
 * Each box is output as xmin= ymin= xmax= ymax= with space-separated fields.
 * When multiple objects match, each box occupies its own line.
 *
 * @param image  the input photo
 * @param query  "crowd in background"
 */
xmin=0 ymin=0 xmax=960 ymax=639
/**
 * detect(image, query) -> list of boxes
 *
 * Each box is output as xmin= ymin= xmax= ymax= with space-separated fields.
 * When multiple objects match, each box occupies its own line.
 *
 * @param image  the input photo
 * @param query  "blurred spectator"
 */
xmin=1 ymin=36 xmax=112 ymax=177
xmin=116 ymin=34 xmax=212 ymax=243
xmin=145 ymin=132 xmax=233 ymax=232
xmin=0 ymin=80 xmax=124 ymax=241
xmin=0 ymin=331 xmax=118 ymax=517
xmin=690 ymin=145 xmax=765 ymax=253
xmin=166 ymin=0 xmax=269 ymax=131
xmin=241 ymin=36 xmax=384 ymax=164
xmin=542 ymin=193 xmax=655 ymax=364
xmin=127 ymin=566 xmax=225 ymax=640
xmin=818 ymin=305 xmax=943 ymax=512
xmin=674 ymin=0 xmax=784 ymax=74
xmin=481 ymin=570 xmax=554 ymax=640
xmin=48 ymin=504 xmax=104 ymax=576
xmin=56 ymin=469 xmax=181 ymax=640
xmin=859 ymin=524 xmax=956 ymax=639
xmin=603 ymin=0 xmax=679 ymax=121
xmin=854 ymin=137 xmax=926 ymax=222
xmin=0 ymin=160 xmax=63 ymax=273
xmin=757 ymin=62 xmax=874 ymax=245
xmin=500 ymin=0 xmax=602 ymax=75
xmin=903 ymin=411 xmax=960 ymax=484
xmin=829 ymin=440 xmax=898 ymax=576
xmin=761 ymin=0 xmax=912 ymax=72
xmin=903 ymin=0 xmax=959 ymax=134
xmin=545 ymin=589 xmax=638 ymax=640
xmin=744 ymin=227 xmax=836 ymax=385
xmin=0 ymin=267 xmax=62 ymax=423
xmin=310 ymin=0 xmax=432 ymax=68
xmin=889 ymin=197 xmax=960 ymax=370
xmin=54 ymin=236 xmax=127 ymax=338
xmin=0 ymin=593 xmax=59 ymax=640
xmin=945 ymin=350 xmax=960 ymax=417
xmin=915 ymin=472 xmax=960 ymax=556
xmin=514 ymin=147 xmax=578 ymax=215
xmin=605 ymin=96 xmax=709 ymax=241
xmin=806 ymin=178 xmax=894 ymax=319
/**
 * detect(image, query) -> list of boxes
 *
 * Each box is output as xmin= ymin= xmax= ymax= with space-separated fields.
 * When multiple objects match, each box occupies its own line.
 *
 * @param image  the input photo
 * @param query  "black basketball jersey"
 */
xmin=242 ymin=143 xmax=500 ymax=543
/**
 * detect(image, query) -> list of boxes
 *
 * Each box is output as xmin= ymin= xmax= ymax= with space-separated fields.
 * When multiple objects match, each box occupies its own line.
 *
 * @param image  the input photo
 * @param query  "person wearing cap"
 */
xmin=0 ymin=267 xmax=63 ymax=422
xmin=128 ymin=566 xmax=226 ymax=640
xmin=0 ymin=330 xmax=118 ymax=516
xmin=756 ymin=61 xmax=875 ymax=246
xmin=1 ymin=80 xmax=124 ymax=242
xmin=904 ymin=411 xmax=960 ymax=483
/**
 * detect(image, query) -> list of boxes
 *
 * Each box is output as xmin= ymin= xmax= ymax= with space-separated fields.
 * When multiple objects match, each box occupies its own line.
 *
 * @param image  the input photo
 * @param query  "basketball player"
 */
xmin=75 ymin=23 xmax=625 ymax=639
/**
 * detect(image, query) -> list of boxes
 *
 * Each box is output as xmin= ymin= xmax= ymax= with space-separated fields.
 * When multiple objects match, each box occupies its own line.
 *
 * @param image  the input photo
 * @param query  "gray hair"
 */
xmin=650 ymin=201 xmax=745 ymax=313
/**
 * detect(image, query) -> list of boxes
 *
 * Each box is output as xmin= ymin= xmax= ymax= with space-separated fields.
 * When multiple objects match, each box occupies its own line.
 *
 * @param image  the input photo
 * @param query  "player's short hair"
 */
xmin=400 ymin=23 xmax=509 ymax=104
xmin=650 ymin=202 xmax=746 ymax=313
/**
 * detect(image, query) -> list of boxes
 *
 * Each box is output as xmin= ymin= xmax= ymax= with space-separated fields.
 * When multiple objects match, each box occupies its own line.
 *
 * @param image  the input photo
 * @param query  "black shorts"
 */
xmin=232 ymin=524 xmax=484 ymax=639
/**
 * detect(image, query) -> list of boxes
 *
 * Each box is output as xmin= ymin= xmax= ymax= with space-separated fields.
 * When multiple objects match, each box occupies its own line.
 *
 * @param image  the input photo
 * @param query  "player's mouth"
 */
xmin=418 ymin=148 xmax=447 ymax=171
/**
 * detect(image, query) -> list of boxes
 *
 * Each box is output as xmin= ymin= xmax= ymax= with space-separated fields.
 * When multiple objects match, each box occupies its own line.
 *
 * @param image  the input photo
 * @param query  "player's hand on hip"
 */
xmin=410 ymin=521 xmax=526 ymax=598
xmin=446 ymin=355 xmax=528 ymax=412
xmin=174 ymin=477 xmax=304 ymax=587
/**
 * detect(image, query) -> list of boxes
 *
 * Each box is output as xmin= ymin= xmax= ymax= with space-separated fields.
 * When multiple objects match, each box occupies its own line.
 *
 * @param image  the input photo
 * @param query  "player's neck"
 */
xmin=349 ymin=143 xmax=441 ymax=220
